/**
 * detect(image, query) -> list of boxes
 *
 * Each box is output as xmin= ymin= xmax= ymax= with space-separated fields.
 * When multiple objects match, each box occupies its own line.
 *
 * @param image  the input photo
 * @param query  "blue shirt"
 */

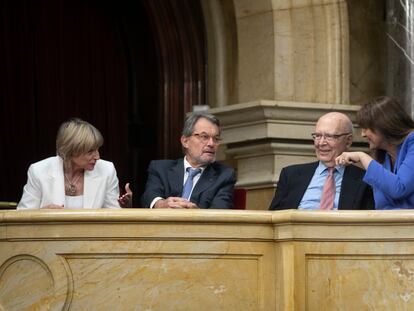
xmin=363 ymin=131 xmax=414 ymax=209
xmin=299 ymin=162 xmax=345 ymax=210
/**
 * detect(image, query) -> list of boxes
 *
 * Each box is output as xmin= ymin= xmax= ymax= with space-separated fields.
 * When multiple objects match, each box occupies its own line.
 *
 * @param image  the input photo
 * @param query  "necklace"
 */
xmin=64 ymin=173 xmax=82 ymax=196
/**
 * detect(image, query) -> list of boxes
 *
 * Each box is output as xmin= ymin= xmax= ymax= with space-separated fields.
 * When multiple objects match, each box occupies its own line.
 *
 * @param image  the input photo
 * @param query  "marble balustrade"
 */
xmin=1 ymin=209 xmax=414 ymax=310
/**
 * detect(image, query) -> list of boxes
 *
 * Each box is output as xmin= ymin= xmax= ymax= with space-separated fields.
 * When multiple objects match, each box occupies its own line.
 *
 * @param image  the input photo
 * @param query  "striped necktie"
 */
xmin=320 ymin=167 xmax=335 ymax=210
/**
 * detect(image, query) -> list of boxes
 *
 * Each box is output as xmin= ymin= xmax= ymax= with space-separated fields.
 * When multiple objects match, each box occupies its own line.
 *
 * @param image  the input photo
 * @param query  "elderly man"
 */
xmin=269 ymin=112 xmax=374 ymax=210
xmin=141 ymin=112 xmax=236 ymax=209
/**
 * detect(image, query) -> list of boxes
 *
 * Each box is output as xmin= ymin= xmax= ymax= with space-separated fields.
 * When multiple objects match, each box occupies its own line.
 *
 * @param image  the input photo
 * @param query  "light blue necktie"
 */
xmin=181 ymin=168 xmax=201 ymax=199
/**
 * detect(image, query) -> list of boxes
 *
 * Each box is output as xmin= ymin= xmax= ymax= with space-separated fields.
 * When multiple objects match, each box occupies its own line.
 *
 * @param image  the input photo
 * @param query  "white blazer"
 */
xmin=17 ymin=156 xmax=121 ymax=209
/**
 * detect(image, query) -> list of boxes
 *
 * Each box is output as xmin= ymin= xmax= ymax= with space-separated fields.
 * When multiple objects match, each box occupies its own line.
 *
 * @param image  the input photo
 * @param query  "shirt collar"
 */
xmin=183 ymin=157 xmax=205 ymax=173
xmin=317 ymin=161 xmax=345 ymax=176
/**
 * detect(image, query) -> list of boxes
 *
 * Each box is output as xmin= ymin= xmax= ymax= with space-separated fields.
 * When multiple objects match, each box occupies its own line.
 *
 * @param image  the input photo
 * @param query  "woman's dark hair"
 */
xmin=357 ymin=96 xmax=414 ymax=162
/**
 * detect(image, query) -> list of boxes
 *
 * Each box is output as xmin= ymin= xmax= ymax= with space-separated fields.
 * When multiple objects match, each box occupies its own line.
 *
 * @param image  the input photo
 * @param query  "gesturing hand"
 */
xmin=335 ymin=151 xmax=373 ymax=170
xmin=118 ymin=183 xmax=133 ymax=208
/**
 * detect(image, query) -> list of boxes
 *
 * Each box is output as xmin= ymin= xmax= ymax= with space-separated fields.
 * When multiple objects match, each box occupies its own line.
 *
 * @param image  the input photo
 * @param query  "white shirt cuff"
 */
xmin=150 ymin=197 xmax=163 ymax=208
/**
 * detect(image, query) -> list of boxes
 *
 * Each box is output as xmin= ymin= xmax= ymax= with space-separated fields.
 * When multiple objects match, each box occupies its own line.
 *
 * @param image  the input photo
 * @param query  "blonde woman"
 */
xmin=17 ymin=118 xmax=132 ymax=209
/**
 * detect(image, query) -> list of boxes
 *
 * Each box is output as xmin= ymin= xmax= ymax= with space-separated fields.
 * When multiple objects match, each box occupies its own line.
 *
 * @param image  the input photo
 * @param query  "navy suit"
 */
xmin=141 ymin=159 xmax=236 ymax=209
xmin=269 ymin=162 xmax=374 ymax=210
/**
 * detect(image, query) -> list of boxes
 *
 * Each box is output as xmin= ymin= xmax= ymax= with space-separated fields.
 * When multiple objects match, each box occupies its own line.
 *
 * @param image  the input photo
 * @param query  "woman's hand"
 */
xmin=118 ymin=183 xmax=133 ymax=208
xmin=335 ymin=151 xmax=373 ymax=170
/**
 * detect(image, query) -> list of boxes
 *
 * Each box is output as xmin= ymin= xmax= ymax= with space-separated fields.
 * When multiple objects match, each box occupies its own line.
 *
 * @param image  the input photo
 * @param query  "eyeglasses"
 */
xmin=311 ymin=132 xmax=351 ymax=142
xmin=192 ymin=133 xmax=222 ymax=144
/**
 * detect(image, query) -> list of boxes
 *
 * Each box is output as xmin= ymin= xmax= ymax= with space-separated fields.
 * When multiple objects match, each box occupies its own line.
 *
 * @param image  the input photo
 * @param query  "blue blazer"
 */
xmin=140 ymin=159 xmax=236 ymax=209
xmin=364 ymin=131 xmax=414 ymax=209
xmin=269 ymin=161 xmax=374 ymax=210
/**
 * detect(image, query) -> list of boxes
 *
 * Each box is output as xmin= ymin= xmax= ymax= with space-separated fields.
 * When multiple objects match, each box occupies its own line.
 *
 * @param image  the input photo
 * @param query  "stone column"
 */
xmin=235 ymin=0 xmax=349 ymax=104
xmin=386 ymin=0 xmax=414 ymax=117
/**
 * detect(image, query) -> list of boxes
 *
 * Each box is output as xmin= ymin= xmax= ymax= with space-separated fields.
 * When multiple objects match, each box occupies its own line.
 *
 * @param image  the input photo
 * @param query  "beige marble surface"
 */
xmin=0 ymin=209 xmax=275 ymax=311
xmin=2 ymin=209 xmax=414 ymax=310
xmin=348 ymin=0 xmax=386 ymax=106
xmin=202 ymin=0 xmax=384 ymax=108
xmin=233 ymin=0 xmax=349 ymax=104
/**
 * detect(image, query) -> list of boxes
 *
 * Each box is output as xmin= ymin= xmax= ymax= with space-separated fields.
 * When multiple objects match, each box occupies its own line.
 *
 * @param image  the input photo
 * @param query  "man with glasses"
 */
xmin=269 ymin=112 xmax=374 ymax=210
xmin=141 ymin=112 xmax=236 ymax=209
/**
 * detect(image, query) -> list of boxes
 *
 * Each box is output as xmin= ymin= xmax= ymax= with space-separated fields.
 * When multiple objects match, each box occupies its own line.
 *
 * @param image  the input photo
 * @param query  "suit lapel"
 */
xmin=84 ymin=168 xmax=102 ymax=208
xmin=48 ymin=157 xmax=65 ymax=206
xmin=292 ymin=162 xmax=318 ymax=207
xmin=168 ymin=160 xmax=185 ymax=197
xmin=190 ymin=165 xmax=216 ymax=199
xmin=338 ymin=166 xmax=360 ymax=209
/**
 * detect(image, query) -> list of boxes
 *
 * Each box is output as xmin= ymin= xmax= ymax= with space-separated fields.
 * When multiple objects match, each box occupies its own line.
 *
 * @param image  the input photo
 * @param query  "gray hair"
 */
xmin=345 ymin=118 xmax=354 ymax=134
xmin=182 ymin=112 xmax=220 ymax=136
xmin=56 ymin=118 xmax=103 ymax=160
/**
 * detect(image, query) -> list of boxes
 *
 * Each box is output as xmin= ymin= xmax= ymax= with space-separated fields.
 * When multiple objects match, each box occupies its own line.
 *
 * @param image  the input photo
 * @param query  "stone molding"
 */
xmin=210 ymin=100 xmax=364 ymax=189
xmin=2 ymin=209 xmax=414 ymax=310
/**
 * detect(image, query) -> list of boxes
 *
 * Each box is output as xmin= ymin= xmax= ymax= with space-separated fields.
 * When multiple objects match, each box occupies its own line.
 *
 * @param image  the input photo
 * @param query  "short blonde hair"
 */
xmin=56 ymin=118 xmax=103 ymax=160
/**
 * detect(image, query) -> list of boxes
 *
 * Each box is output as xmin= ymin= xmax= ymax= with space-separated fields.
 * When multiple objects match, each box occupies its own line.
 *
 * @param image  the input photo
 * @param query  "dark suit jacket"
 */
xmin=141 ymin=159 xmax=236 ymax=209
xmin=269 ymin=162 xmax=374 ymax=210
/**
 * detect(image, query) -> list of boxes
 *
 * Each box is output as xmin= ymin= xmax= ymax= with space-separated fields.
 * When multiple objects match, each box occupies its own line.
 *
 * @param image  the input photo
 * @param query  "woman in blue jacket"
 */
xmin=336 ymin=96 xmax=414 ymax=209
